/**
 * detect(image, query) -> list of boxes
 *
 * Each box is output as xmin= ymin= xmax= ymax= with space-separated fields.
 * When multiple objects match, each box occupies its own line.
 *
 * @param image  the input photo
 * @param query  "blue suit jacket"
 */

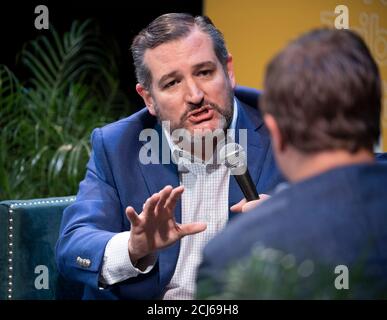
xmin=55 ymin=87 xmax=283 ymax=299
xmin=198 ymin=162 xmax=387 ymax=298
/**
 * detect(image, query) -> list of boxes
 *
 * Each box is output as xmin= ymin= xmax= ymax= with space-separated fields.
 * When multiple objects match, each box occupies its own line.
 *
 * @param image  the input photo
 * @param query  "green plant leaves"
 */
xmin=0 ymin=20 xmax=133 ymax=200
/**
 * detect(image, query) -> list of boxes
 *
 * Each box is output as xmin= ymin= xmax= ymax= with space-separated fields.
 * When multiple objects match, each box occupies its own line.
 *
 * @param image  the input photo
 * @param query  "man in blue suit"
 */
xmin=197 ymin=29 xmax=387 ymax=299
xmin=55 ymin=13 xmax=282 ymax=299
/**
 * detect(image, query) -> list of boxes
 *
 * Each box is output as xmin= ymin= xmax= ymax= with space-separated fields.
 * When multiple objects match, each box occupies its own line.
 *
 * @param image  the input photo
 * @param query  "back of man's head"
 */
xmin=261 ymin=29 xmax=381 ymax=154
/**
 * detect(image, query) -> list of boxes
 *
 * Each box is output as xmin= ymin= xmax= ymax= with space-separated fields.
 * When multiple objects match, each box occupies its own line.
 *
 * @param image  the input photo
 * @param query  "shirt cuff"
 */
xmin=99 ymin=231 xmax=157 ymax=285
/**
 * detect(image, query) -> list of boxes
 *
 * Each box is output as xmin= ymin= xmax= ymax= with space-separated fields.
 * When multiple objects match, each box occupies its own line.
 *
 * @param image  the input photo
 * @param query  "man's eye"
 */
xmin=198 ymin=70 xmax=212 ymax=76
xmin=164 ymin=80 xmax=179 ymax=89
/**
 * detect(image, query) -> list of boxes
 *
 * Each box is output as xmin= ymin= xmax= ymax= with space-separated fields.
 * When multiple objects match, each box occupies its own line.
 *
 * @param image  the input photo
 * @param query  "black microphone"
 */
xmin=219 ymin=143 xmax=260 ymax=201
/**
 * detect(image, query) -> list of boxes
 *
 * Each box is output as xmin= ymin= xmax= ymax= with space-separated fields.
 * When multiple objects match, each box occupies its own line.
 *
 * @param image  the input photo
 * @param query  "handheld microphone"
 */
xmin=219 ymin=143 xmax=259 ymax=201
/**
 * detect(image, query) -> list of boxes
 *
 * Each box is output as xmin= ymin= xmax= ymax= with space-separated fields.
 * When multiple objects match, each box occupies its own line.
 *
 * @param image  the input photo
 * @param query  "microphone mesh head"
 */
xmin=219 ymin=143 xmax=247 ymax=175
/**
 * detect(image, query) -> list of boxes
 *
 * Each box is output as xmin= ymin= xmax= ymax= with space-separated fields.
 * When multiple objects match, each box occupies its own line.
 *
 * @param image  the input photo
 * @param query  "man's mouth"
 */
xmin=187 ymin=106 xmax=214 ymax=124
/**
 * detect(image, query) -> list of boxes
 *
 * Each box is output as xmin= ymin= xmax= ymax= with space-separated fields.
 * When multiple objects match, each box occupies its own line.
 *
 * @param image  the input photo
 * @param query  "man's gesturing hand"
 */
xmin=125 ymin=185 xmax=207 ymax=264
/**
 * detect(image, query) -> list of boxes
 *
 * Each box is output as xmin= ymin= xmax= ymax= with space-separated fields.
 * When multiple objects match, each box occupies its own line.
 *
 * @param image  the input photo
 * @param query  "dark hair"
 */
xmin=131 ymin=13 xmax=229 ymax=90
xmin=261 ymin=29 xmax=381 ymax=153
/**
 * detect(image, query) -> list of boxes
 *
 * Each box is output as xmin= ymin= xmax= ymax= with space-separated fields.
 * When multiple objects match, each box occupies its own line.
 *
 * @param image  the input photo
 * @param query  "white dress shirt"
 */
xmin=100 ymin=100 xmax=239 ymax=299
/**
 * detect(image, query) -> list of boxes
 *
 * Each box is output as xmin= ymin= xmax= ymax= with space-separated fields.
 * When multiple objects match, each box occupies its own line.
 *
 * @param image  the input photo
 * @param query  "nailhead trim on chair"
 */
xmin=6 ymin=197 xmax=76 ymax=300
xmin=7 ymin=208 xmax=13 ymax=300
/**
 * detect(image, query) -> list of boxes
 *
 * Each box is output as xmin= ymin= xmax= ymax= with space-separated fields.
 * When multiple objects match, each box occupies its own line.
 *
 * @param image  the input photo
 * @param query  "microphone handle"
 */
xmin=234 ymin=171 xmax=260 ymax=201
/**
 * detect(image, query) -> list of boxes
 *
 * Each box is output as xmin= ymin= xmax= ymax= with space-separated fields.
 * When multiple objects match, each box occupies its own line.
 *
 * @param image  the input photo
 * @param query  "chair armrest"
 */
xmin=0 ymin=196 xmax=83 ymax=300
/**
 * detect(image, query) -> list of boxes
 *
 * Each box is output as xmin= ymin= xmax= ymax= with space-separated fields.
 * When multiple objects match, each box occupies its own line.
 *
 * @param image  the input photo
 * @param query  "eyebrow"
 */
xmin=157 ymin=61 xmax=217 ymax=88
xmin=192 ymin=61 xmax=217 ymax=72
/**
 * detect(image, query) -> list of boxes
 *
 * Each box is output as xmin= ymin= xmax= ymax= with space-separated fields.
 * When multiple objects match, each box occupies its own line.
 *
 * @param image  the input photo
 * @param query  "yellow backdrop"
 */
xmin=205 ymin=0 xmax=387 ymax=151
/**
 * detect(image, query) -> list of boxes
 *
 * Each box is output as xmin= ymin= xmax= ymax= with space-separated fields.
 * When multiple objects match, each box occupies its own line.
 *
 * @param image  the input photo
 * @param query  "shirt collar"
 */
xmin=229 ymin=97 xmax=238 ymax=131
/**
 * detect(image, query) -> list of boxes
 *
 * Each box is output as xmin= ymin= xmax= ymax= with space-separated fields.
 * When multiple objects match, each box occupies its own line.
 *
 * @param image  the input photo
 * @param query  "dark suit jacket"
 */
xmin=55 ymin=87 xmax=283 ymax=299
xmin=198 ymin=162 xmax=387 ymax=299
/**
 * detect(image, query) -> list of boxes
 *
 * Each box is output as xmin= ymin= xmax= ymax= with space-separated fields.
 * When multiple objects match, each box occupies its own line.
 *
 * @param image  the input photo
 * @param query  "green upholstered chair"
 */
xmin=0 ymin=196 xmax=83 ymax=300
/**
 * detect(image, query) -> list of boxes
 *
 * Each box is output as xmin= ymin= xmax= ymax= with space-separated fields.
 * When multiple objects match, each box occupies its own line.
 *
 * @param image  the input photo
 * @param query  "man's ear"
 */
xmin=136 ymin=83 xmax=156 ymax=116
xmin=226 ymin=54 xmax=236 ymax=89
xmin=264 ymin=114 xmax=286 ymax=152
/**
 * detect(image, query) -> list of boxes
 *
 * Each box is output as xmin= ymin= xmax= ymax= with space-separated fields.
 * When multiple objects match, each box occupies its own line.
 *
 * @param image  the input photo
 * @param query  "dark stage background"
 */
xmin=0 ymin=0 xmax=203 ymax=109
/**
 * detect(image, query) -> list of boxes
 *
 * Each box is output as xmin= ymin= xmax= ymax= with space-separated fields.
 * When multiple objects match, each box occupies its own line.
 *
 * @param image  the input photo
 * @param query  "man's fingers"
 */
xmin=230 ymin=194 xmax=271 ymax=213
xmin=164 ymin=185 xmax=184 ymax=210
xmin=259 ymin=194 xmax=271 ymax=201
xmin=241 ymin=194 xmax=271 ymax=212
xmin=230 ymin=198 xmax=247 ymax=212
xmin=155 ymin=185 xmax=173 ymax=213
xmin=179 ymin=222 xmax=207 ymax=237
xmin=143 ymin=193 xmax=160 ymax=215
xmin=125 ymin=206 xmax=140 ymax=226
xmin=240 ymin=199 xmax=261 ymax=212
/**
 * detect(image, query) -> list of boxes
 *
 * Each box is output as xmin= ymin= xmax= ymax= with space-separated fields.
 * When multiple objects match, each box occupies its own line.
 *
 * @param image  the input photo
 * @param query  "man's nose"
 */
xmin=185 ymin=80 xmax=204 ymax=106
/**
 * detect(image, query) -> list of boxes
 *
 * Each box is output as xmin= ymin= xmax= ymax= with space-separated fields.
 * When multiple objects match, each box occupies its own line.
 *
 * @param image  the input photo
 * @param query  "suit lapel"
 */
xmin=137 ymin=123 xmax=182 ymax=289
xmin=228 ymin=99 xmax=270 ymax=220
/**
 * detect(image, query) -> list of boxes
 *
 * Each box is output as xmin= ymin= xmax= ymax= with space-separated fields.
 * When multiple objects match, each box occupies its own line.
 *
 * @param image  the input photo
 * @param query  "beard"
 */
xmin=154 ymin=84 xmax=234 ymax=134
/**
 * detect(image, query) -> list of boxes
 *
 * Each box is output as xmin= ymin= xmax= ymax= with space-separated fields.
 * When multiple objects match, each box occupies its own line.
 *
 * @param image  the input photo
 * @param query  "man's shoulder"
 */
xmin=234 ymin=85 xmax=261 ymax=109
xmin=237 ymin=98 xmax=263 ymax=121
xmin=234 ymin=86 xmax=265 ymax=132
xmin=101 ymin=107 xmax=155 ymax=131
xmin=243 ymin=163 xmax=387 ymax=232
xmin=95 ymin=107 xmax=157 ymax=140
xmin=204 ymin=163 xmax=387 ymax=266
